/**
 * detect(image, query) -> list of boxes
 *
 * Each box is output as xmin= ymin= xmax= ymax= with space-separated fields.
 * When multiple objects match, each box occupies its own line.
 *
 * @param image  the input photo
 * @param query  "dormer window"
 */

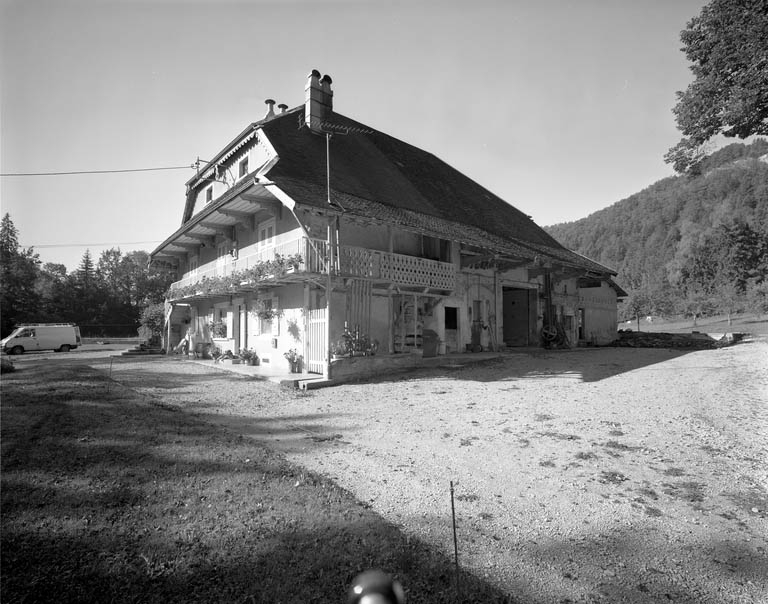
xmin=238 ymin=157 xmax=249 ymax=179
xmin=205 ymin=186 xmax=213 ymax=204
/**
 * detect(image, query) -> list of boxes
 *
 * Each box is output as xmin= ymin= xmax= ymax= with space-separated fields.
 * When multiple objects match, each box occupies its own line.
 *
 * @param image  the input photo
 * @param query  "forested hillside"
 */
xmin=545 ymin=140 xmax=768 ymax=321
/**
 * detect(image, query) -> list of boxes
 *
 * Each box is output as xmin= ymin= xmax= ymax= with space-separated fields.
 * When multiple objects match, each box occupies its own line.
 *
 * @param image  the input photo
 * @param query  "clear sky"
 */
xmin=1 ymin=0 xmax=708 ymax=271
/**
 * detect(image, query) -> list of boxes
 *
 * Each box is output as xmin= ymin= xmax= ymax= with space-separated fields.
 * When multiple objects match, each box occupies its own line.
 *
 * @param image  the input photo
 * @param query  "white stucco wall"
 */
xmin=578 ymin=282 xmax=619 ymax=345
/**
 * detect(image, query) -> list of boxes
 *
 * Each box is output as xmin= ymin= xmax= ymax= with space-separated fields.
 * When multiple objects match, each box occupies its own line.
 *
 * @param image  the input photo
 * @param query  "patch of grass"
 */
xmin=662 ymin=481 xmax=706 ymax=503
xmin=533 ymin=413 xmax=555 ymax=422
xmin=636 ymin=486 xmax=659 ymax=500
xmin=575 ymin=451 xmax=598 ymax=460
xmin=538 ymin=431 xmax=581 ymax=441
xmin=1 ymin=364 xmax=507 ymax=604
xmin=603 ymin=440 xmax=641 ymax=452
xmin=599 ymin=471 xmax=629 ymax=485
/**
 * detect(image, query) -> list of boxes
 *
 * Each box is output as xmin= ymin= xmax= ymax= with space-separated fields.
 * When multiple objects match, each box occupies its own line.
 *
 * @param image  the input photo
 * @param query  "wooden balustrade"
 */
xmin=171 ymin=238 xmax=455 ymax=291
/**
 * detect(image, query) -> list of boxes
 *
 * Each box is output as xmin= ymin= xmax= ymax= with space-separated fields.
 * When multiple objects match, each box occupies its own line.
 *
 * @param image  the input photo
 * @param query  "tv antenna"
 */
xmin=298 ymin=115 xmax=374 ymax=210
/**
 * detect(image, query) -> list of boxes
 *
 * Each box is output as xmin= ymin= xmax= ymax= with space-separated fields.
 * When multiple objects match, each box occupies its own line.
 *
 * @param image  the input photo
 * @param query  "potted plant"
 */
xmin=331 ymin=341 xmax=349 ymax=360
xmin=253 ymin=300 xmax=281 ymax=322
xmin=240 ymin=348 xmax=259 ymax=366
xmin=283 ymin=348 xmax=303 ymax=373
xmin=209 ymin=320 xmax=227 ymax=339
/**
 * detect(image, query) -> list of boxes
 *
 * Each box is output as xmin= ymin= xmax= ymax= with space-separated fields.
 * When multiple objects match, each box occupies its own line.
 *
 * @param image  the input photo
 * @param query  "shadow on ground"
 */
xmin=348 ymin=346 xmax=709 ymax=385
xmin=1 ymin=364 xmax=512 ymax=604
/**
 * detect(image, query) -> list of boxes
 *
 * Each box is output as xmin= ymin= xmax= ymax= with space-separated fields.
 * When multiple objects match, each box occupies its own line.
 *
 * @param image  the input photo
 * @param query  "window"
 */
xmin=205 ymin=186 xmax=213 ymax=204
xmin=238 ymin=157 xmax=249 ymax=178
xmin=212 ymin=308 xmax=228 ymax=338
xmin=256 ymin=297 xmax=280 ymax=336
xmin=217 ymin=242 xmax=229 ymax=270
xmin=258 ymin=218 xmax=276 ymax=248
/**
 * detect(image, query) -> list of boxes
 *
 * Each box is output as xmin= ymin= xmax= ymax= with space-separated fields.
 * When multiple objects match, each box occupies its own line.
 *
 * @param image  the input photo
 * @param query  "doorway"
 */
xmin=444 ymin=306 xmax=458 ymax=353
xmin=502 ymin=287 xmax=536 ymax=346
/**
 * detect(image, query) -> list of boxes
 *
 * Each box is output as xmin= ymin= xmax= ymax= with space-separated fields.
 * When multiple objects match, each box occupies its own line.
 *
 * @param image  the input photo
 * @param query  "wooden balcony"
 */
xmin=169 ymin=236 xmax=455 ymax=295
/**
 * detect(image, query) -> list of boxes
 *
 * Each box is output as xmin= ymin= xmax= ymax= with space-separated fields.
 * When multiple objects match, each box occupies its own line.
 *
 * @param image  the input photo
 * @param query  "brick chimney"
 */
xmin=305 ymin=69 xmax=332 ymax=132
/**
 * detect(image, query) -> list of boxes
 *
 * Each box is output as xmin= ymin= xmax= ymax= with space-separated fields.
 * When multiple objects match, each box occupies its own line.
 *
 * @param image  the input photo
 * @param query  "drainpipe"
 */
xmin=165 ymin=302 xmax=173 ymax=354
xmin=325 ymin=218 xmax=333 ymax=379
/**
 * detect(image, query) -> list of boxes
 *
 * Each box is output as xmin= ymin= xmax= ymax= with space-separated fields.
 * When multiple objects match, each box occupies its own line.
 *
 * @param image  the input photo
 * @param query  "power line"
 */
xmin=0 ymin=165 xmax=194 ymax=177
xmin=26 ymin=241 xmax=163 ymax=249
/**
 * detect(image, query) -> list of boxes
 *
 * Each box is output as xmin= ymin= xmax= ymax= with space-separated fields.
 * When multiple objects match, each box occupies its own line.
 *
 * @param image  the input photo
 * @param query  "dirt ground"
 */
xmin=93 ymin=338 xmax=768 ymax=604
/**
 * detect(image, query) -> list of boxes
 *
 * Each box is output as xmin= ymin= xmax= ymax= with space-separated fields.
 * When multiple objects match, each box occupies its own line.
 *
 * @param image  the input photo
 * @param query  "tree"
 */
xmin=76 ymin=249 xmax=96 ymax=291
xmin=0 ymin=214 xmax=41 ymax=336
xmin=665 ymin=0 xmax=768 ymax=173
xmin=35 ymin=263 xmax=69 ymax=321
xmin=745 ymin=278 xmax=768 ymax=317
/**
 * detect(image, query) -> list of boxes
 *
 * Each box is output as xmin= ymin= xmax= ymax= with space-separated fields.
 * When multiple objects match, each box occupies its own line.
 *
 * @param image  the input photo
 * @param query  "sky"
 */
xmin=1 ymin=0 xmax=709 ymax=271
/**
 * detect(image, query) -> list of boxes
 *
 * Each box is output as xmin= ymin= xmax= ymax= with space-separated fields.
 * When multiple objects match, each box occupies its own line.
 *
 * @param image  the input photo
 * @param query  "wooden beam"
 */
xmin=460 ymin=253 xmax=496 ymax=269
xmin=216 ymin=208 xmax=253 ymax=228
xmin=242 ymin=194 xmax=282 ymax=216
xmin=185 ymin=233 xmax=215 ymax=246
xmin=155 ymin=250 xmax=186 ymax=258
xmin=199 ymin=221 xmax=229 ymax=236
xmin=175 ymin=243 xmax=202 ymax=251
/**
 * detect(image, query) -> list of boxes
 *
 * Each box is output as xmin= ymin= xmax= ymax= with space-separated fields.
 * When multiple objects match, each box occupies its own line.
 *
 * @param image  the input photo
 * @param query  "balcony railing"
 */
xmin=170 ymin=236 xmax=455 ymax=292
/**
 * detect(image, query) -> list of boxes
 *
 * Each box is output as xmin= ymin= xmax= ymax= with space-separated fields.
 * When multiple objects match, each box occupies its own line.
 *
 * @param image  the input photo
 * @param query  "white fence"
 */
xmin=306 ymin=308 xmax=327 ymax=375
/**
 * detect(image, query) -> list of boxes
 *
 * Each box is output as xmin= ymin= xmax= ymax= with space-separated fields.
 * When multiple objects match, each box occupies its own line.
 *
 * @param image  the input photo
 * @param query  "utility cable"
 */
xmin=0 ymin=165 xmax=194 ymax=177
xmin=28 ymin=241 xmax=163 ymax=249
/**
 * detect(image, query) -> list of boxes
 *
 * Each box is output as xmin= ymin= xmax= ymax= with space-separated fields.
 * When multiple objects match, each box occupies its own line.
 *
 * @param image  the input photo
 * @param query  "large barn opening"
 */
xmin=502 ymin=287 xmax=537 ymax=347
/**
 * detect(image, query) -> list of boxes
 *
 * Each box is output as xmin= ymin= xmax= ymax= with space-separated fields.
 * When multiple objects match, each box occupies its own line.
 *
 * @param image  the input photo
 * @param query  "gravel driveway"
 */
xmin=94 ymin=339 xmax=768 ymax=604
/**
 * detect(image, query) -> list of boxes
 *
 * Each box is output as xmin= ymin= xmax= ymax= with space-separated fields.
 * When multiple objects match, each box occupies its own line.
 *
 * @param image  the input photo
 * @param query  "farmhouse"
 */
xmin=150 ymin=71 xmax=623 ymax=379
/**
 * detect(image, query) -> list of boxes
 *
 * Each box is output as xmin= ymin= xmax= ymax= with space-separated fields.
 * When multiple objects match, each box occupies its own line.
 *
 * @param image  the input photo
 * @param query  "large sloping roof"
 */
xmin=260 ymin=109 xmax=614 ymax=275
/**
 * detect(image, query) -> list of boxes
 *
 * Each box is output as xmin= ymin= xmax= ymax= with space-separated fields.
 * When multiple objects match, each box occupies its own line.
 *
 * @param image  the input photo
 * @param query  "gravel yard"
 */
xmin=94 ymin=339 xmax=768 ymax=603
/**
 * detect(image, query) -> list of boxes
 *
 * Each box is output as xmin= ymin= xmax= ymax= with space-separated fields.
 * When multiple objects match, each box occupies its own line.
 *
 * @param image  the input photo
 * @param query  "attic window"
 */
xmin=205 ymin=186 xmax=213 ymax=204
xmin=239 ymin=157 xmax=249 ymax=179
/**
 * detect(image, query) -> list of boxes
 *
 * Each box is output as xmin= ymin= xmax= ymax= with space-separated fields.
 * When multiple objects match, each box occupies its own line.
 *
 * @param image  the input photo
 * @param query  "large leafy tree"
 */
xmin=0 ymin=214 xmax=41 ymax=336
xmin=665 ymin=0 xmax=768 ymax=173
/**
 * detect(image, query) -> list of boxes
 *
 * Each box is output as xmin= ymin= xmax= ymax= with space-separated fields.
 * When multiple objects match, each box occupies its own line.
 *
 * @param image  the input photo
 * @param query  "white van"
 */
xmin=1 ymin=323 xmax=82 ymax=355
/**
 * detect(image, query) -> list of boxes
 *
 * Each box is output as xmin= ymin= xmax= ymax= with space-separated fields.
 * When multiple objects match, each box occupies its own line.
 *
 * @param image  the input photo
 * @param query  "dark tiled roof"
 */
xmin=260 ymin=110 xmax=614 ymax=276
xmin=277 ymin=177 xmax=611 ymax=274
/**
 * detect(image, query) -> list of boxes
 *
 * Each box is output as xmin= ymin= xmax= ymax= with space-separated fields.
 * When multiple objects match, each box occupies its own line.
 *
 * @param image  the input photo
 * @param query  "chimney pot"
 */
xmin=278 ymin=103 xmax=288 ymax=113
xmin=264 ymin=98 xmax=276 ymax=120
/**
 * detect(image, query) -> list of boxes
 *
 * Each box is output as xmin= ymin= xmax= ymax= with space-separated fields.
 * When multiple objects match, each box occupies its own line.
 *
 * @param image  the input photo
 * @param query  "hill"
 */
xmin=544 ymin=140 xmax=768 ymax=320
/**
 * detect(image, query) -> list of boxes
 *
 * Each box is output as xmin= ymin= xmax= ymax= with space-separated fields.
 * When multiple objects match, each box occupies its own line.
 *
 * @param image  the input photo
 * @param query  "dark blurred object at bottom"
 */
xmin=348 ymin=570 xmax=406 ymax=604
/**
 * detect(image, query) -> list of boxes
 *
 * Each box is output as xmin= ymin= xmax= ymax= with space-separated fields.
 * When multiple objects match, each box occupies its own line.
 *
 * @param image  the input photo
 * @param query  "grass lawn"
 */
xmin=1 ymin=363 xmax=507 ymax=604
xmin=619 ymin=312 xmax=768 ymax=335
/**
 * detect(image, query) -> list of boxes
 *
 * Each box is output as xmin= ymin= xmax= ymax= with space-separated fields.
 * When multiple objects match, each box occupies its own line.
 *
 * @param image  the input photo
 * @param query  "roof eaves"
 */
xmin=184 ymin=106 xmax=303 ymax=188
xmin=151 ymin=176 xmax=256 ymax=259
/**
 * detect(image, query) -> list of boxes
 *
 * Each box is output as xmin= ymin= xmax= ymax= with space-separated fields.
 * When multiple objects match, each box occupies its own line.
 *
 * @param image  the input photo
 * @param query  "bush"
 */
xmin=138 ymin=303 xmax=165 ymax=346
